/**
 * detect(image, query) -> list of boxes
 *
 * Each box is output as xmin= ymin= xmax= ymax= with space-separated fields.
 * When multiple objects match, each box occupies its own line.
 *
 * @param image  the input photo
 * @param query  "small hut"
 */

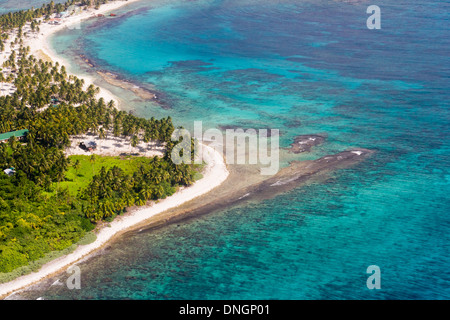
xmin=3 ymin=167 xmax=15 ymax=176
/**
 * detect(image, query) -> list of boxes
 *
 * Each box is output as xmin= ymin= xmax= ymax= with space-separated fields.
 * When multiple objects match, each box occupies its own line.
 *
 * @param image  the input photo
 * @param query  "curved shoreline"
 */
xmin=0 ymin=0 xmax=230 ymax=299
xmin=0 ymin=143 xmax=229 ymax=299
xmin=26 ymin=0 xmax=145 ymax=105
xmin=0 ymin=0 xmax=375 ymax=299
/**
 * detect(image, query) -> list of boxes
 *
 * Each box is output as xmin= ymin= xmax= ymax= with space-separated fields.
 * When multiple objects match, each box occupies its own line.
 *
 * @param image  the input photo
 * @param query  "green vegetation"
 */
xmin=0 ymin=1 xmax=199 ymax=275
xmin=0 ymin=0 xmax=111 ymax=36
xmin=50 ymin=155 xmax=159 ymax=196
xmin=0 ymin=1 xmax=114 ymax=55
xmin=0 ymin=231 xmax=95 ymax=283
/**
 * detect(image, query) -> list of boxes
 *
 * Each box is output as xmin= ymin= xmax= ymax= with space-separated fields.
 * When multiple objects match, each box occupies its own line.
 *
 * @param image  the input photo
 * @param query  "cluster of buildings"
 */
xmin=47 ymin=5 xmax=81 ymax=25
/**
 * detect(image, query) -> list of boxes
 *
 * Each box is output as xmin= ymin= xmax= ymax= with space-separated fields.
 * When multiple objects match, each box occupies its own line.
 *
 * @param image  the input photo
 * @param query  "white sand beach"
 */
xmin=0 ymin=0 xmax=230 ymax=298
xmin=1 ymin=0 xmax=143 ymax=103
xmin=0 ymin=143 xmax=229 ymax=299
xmin=65 ymin=134 xmax=166 ymax=157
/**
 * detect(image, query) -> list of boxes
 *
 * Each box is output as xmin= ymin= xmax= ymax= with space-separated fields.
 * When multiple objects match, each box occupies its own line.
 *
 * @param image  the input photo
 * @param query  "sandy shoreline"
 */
xmin=0 ymin=0 xmax=375 ymax=300
xmin=0 ymin=143 xmax=229 ymax=299
xmin=0 ymin=0 xmax=231 ymax=299
xmin=23 ymin=0 xmax=145 ymax=104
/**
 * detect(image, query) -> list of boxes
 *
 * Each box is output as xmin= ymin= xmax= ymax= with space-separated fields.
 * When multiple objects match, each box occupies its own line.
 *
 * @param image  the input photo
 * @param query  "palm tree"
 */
xmin=89 ymin=154 xmax=96 ymax=175
xmin=113 ymin=121 xmax=121 ymax=138
xmin=135 ymin=196 xmax=146 ymax=207
xmin=154 ymin=185 xmax=165 ymax=199
xmin=141 ymin=185 xmax=153 ymax=201
xmin=122 ymin=193 xmax=135 ymax=208
xmin=118 ymin=199 xmax=126 ymax=213
xmin=131 ymin=134 xmax=139 ymax=154
xmin=99 ymin=200 xmax=114 ymax=219
xmin=0 ymin=72 xmax=4 ymax=92
xmin=7 ymin=136 xmax=17 ymax=151
xmin=107 ymin=100 xmax=115 ymax=110
xmin=73 ymin=159 xmax=81 ymax=176
xmin=99 ymin=127 xmax=106 ymax=139
xmin=54 ymin=167 xmax=66 ymax=197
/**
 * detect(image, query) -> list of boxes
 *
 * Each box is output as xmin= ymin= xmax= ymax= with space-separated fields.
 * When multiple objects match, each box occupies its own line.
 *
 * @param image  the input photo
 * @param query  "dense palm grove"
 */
xmin=0 ymin=1 xmax=197 ymax=273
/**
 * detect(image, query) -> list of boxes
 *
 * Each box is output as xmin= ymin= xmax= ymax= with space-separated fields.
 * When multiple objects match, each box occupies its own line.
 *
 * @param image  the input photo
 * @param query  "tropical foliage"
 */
xmin=0 ymin=1 xmax=198 ymax=274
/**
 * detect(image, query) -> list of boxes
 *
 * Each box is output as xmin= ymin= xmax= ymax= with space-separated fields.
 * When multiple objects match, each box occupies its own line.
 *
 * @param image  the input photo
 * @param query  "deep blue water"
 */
xmin=12 ymin=0 xmax=450 ymax=299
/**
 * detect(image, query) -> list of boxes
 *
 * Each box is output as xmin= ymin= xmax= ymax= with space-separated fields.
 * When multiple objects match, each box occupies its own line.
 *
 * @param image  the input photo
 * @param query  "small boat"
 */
xmin=110 ymin=13 xmax=117 ymax=17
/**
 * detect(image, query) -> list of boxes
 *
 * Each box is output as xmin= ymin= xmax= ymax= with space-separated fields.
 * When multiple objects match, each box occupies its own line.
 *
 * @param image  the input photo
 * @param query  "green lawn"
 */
xmin=45 ymin=155 xmax=205 ymax=197
xmin=52 ymin=155 xmax=154 ymax=196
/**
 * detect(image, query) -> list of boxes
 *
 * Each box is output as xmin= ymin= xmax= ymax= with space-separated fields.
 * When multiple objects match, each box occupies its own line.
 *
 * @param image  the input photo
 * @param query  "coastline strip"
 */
xmin=0 ymin=0 xmax=230 ymax=298
xmin=24 ymin=0 xmax=144 ymax=105
xmin=0 ymin=143 xmax=229 ymax=298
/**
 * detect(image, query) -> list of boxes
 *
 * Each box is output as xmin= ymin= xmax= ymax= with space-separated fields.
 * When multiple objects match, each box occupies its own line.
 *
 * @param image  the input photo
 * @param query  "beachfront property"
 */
xmin=0 ymin=129 xmax=29 ymax=143
xmin=56 ymin=11 xmax=69 ymax=19
xmin=48 ymin=10 xmax=72 ymax=24
xmin=48 ymin=18 xmax=62 ymax=25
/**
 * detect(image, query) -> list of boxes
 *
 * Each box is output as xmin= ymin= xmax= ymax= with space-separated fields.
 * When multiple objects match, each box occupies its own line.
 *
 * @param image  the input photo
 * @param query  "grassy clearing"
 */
xmin=45 ymin=155 xmax=206 ymax=197
xmin=49 ymin=155 xmax=155 ymax=196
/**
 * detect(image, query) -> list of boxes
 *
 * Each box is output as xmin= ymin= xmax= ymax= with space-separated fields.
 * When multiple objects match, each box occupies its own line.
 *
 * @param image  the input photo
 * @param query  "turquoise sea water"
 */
xmin=7 ymin=0 xmax=450 ymax=299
